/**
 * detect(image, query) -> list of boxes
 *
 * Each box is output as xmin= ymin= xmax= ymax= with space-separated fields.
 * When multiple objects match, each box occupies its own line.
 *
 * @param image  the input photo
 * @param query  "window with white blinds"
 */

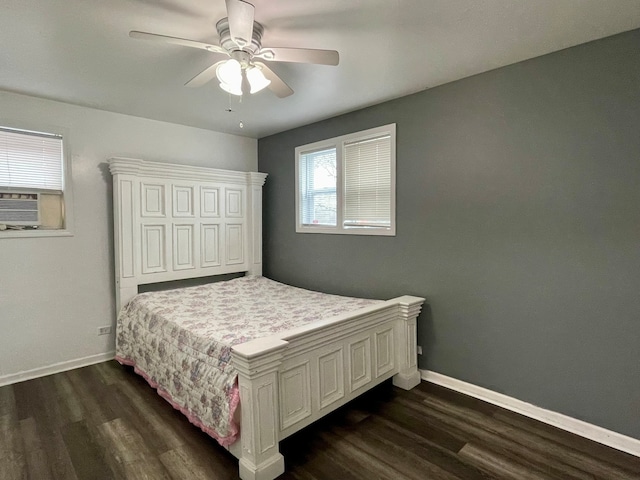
xmin=0 ymin=127 xmax=64 ymax=191
xmin=295 ymin=124 xmax=396 ymax=236
xmin=0 ymin=124 xmax=71 ymax=235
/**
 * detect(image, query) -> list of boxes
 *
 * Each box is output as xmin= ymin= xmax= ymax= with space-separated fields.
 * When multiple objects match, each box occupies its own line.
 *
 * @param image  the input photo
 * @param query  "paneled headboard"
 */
xmin=109 ymin=157 xmax=267 ymax=311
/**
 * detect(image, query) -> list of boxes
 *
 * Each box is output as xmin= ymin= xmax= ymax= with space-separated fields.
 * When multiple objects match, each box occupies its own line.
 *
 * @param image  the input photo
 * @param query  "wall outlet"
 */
xmin=97 ymin=326 xmax=112 ymax=336
xmin=417 ymin=345 xmax=423 ymax=355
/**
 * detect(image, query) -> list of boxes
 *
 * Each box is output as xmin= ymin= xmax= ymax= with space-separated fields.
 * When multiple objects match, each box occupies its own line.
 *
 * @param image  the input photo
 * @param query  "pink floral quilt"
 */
xmin=115 ymin=275 xmax=381 ymax=446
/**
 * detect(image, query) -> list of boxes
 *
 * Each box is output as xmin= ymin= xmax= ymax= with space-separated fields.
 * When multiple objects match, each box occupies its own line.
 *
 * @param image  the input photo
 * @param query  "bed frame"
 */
xmin=109 ymin=157 xmax=424 ymax=480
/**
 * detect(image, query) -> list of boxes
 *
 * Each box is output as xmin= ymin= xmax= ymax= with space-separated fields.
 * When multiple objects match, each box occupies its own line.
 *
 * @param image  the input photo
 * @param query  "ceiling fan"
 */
xmin=130 ymin=0 xmax=339 ymax=98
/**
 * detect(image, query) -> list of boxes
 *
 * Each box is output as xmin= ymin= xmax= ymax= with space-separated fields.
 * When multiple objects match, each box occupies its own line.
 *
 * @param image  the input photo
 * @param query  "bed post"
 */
xmin=247 ymin=172 xmax=267 ymax=277
xmin=392 ymin=295 xmax=424 ymax=390
xmin=232 ymin=338 xmax=287 ymax=480
xmin=110 ymin=160 xmax=140 ymax=314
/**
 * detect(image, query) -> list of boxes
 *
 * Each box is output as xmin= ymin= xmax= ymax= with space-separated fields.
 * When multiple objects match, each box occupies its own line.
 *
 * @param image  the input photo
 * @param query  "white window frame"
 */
xmin=295 ymin=124 xmax=396 ymax=236
xmin=0 ymin=121 xmax=74 ymax=238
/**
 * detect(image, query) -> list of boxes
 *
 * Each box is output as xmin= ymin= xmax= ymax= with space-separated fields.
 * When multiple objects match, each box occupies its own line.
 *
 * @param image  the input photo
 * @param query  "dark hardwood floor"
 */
xmin=1 ymin=361 xmax=638 ymax=479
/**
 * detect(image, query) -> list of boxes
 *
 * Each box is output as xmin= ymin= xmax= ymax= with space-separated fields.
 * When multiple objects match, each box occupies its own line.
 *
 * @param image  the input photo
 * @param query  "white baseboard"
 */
xmin=420 ymin=369 xmax=640 ymax=458
xmin=0 ymin=351 xmax=116 ymax=387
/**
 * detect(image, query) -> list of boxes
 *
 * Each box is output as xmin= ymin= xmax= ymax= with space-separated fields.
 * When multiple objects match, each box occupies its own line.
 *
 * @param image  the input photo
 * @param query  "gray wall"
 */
xmin=258 ymin=29 xmax=640 ymax=440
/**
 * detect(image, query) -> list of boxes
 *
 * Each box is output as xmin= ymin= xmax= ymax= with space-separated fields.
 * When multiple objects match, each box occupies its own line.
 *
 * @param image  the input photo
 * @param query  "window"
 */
xmin=0 ymin=125 xmax=71 ymax=235
xmin=296 ymin=124 xmax=396 ymax=236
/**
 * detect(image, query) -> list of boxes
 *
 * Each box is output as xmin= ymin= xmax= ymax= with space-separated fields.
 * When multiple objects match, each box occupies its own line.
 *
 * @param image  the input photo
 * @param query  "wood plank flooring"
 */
xmin=1 ymin=361 xmax=639 ymax=479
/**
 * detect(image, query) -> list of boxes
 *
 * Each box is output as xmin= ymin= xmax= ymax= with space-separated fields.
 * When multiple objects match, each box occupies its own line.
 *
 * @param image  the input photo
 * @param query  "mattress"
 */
xmin=115 ymin=275 xmax=382 ymax=445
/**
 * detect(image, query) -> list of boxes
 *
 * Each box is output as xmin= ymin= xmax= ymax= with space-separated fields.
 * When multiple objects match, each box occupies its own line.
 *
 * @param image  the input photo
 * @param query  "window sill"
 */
xmin=296 ymin=226 xmax=396 ymax=236
xmin=0 ymin=228 xmax=74 ymax=239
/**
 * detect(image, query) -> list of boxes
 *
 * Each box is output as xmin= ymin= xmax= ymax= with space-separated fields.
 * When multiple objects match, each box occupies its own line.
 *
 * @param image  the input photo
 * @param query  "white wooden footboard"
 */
xmin=230 ymin=295 xmax=425 ymax=480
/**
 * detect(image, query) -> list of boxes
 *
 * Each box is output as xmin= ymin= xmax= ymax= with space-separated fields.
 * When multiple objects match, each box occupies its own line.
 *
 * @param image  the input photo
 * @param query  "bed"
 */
xmin=109 ymin=157 xmax=424 ymax=480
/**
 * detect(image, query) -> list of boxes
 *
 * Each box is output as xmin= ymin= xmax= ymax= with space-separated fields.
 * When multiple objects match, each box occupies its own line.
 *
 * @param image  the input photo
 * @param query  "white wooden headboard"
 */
xmin=109 ymin=157 xmax=267 ymax=311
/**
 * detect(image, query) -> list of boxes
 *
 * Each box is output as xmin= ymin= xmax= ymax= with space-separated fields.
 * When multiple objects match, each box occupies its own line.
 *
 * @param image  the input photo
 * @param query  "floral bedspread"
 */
xmin=115 ymin=275 xmax=382 ymax=446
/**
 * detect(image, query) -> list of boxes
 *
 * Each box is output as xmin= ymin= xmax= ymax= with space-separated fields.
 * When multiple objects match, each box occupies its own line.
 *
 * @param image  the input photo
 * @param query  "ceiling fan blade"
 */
xmin=129 ymin=31 xmax=228 ymax=55
xmin=185 ymin=61 xmax=226 ymax=88
xmin=255 ymin=62 xmax=293 ymax=98
xmin=225 ymin=0 xmax=255 ymax=48
xmin=256 ymin=47 xmax=339 ymax=66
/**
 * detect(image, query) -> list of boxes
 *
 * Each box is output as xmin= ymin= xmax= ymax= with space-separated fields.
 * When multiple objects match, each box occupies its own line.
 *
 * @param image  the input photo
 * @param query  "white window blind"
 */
xmin=299 ymin=148 xmax=337 ymax=226
xmin=0 ymin=127 xmax=64 ymax=191
xmin=343 ymin=134 xmax=391 ymax=228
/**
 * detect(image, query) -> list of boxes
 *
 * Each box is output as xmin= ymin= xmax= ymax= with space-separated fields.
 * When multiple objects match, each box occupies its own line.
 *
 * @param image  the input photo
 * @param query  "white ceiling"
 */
xmin=2 ymin=0 xmax=640 ymax=139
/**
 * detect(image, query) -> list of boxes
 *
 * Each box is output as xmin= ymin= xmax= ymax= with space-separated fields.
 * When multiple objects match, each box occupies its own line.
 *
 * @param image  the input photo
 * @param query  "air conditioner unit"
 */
xmin=0 ymin=191 xmax=41 ymax=226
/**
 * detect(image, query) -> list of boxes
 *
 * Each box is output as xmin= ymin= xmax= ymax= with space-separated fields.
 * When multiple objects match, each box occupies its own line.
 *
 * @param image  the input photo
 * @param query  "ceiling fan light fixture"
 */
xmin=216 ymin=58 xmax=242 ymax=85
xmin=219 ymin=80 xmax=243 ymax=96
xmin=216 ymin=58 xmax=270 ymax=96
xmin=246 ymin=65 xmax=271 ymax=94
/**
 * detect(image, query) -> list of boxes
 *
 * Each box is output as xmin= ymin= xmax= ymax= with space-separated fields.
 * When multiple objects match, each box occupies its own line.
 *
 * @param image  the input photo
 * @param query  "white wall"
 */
xmin=0 ymin=90 xmax=257 ymax=384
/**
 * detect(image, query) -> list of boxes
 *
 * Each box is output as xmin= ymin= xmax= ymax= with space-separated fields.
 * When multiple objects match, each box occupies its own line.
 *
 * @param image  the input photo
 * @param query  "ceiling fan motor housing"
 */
xmin=216 ymin=18 xmax=264 ymax=56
